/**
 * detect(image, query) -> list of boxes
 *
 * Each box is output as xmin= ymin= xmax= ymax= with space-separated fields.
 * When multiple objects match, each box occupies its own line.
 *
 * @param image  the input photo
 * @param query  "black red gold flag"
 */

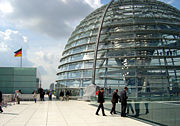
xmin=14 ymin=48 xmax=22 ymax=57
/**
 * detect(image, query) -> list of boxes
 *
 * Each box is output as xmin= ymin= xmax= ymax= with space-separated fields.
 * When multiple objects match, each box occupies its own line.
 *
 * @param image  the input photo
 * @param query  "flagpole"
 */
xmin=20 ymin=48 xmax=22 ymax=67
xmin=14 ymin=48 xmax=22 ymax=67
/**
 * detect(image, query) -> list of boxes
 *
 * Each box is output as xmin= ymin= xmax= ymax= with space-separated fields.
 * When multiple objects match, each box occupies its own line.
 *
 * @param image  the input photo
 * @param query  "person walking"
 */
xmin=110 ymin=89 xmax=119 ymax=114
xmin=33 ymin=91 xmax=37 ymax=103
xmin=40 ymin=91 xmax=45 ymax=101
xmin=49 ymin=91 xmax=52 ymax=101
xmin=60 ymin=90 xmax=64 ymax=101
xmin=39 ymin=88 xmax=44 ymax=101
xmin=95 ymin=88 xmax=106 ymax=116
xmin=65 ymin=90 xmax=70 ymax=101
xmin=15 ymin=90 xmax=21 ymax=104
xmin=0 ymin=90 xmax=3 ymax=113
xmin=120 ymin=87 xmax=128 ymax=117
xmin=43 ymin=91 xmax=45 ymax=101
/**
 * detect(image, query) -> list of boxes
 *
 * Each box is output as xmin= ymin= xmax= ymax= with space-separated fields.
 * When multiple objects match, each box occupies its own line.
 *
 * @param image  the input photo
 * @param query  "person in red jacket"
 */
xmin=95 ymin=88 xmax=106 ymax=116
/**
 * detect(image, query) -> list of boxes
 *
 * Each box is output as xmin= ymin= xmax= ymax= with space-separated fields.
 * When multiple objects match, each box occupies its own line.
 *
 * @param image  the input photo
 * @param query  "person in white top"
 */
xmin=33 ymin=91 xmax=37 ymax=103
xmin=15 ymin=90 xmax=21 ymax=104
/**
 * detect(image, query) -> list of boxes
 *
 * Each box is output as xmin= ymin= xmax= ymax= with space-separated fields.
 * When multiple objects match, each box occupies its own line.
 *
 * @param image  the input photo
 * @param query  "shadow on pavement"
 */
xmin=1 ymin=112 xmax=19 ymax=115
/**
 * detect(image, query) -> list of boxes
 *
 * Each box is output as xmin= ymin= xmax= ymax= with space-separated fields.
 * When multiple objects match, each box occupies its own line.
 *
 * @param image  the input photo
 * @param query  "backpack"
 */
xmin=96 ymin=90 xmax=99 ymax=96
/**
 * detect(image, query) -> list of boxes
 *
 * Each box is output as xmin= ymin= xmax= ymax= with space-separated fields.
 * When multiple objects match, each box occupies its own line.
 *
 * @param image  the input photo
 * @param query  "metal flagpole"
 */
xmin=20 ymin=48 xmax=22 ymax=67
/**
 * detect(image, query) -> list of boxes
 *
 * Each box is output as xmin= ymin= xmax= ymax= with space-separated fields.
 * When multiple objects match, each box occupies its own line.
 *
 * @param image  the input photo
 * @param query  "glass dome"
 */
xmin=57 ymin=0 xmax=180 ymax=97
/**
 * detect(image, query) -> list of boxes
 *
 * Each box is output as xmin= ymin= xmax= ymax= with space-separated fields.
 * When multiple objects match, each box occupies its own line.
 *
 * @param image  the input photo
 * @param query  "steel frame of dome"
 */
xmin=57 ymin=0 xmax=180 ymax=98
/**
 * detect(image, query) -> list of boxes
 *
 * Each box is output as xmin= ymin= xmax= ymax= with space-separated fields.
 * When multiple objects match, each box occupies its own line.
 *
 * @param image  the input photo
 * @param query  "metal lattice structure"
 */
xmin=57 ymin=0 xmax=180 ymax=98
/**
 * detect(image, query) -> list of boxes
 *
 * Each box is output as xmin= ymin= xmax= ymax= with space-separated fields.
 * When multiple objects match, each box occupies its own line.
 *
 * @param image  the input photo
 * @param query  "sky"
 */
xmin=0 ymin=0 xmax=179 ymax=89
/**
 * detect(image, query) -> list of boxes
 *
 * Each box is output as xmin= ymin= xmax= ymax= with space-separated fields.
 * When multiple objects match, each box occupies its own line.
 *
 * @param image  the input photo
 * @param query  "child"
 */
xmin=33 ymin=91 xmax=37 ymax=103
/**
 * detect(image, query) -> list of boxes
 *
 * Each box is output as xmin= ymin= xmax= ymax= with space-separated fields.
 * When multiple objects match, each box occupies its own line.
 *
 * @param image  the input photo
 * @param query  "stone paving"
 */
xmin=0 ymin=100 xmax=153 ymax=126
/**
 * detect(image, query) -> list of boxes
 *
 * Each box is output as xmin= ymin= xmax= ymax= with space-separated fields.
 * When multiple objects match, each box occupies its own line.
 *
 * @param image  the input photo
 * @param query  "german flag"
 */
xmin=14 ymin=48 xmax=22 ymax=57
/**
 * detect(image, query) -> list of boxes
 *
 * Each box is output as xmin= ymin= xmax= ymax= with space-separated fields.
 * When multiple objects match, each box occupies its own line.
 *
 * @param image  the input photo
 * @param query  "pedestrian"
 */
xmin=110 ymin=89 xmax=119 ymax=114
xmin=120 ymin=87 xmax=128 ymax=117
xmin=38 ymin=88 xmax=44 ymax=101
xmin=40 ymin=90 xmax=45 ymax=101
xmin=95 ymin=88 xmax=106 ymax=116
xmin=49 ymin=91 xmax=52 ymax=100
xmin=41 ymin=91 xmax=45 ymax=101
xmin=0 ymin=90 xmax=3 ymax=113
xmin=40 ymin=92 xmax=43 ymax=101
xmin=65 ymin=90 xmax=70 ymax=101
xmin=15 ymin=90 xmax=21 ymax=104
xmin=33 ymin=91 xmax=37 ymax=103
xmin=60 ymin=90 xmax=64 ymax=101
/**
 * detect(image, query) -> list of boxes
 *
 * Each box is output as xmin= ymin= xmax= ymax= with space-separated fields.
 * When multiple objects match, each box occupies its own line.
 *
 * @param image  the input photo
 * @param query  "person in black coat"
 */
xmin=0 ymin=91 xmax=3 ymax=113
xmin=95 ymin=88 xmax=106 ymax=116
xmin=65 ymin=90 xmax=70 ymax=101
xmin=48 ymin=91 xmax=52 ymax=101
xmin=59 ymin=90 xmax=64 ymax=101
xmin=120 ymin=87 xmax=128 ymax=117
xmin=39 ymin=88 xmax=44 ymax=101
xmin=110 ymin=89 xmax=120 ymax=114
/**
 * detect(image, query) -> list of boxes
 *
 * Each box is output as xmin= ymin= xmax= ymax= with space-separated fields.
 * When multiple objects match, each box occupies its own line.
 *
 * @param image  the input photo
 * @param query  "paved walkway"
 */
xmin=0 ymin=100 xmax=152 ymax=126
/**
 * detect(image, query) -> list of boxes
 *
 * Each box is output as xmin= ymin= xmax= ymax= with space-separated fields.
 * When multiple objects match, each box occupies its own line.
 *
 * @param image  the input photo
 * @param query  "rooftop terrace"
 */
xmin=0 ymin=100 xmax=152 ymax=126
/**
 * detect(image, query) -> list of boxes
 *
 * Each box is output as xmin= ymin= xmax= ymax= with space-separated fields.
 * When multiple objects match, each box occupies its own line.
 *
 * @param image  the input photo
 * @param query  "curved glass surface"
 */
xmin=57 ymin=0 xmax=180 ymax=98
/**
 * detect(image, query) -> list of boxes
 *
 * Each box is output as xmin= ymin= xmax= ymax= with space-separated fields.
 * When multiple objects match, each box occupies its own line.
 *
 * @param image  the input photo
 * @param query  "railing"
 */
xmin=1 ymin=94 xmax=41 ymax=107
xmin=20 ymin=94 xmax=40 ymax=101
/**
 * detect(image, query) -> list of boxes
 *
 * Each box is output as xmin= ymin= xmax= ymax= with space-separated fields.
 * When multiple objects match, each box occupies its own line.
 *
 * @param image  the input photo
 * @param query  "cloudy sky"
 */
xmin=0 ymin=0 xmax=179 ymax=89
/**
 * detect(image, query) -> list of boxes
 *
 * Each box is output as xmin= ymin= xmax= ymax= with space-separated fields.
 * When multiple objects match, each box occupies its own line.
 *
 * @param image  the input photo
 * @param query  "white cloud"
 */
xmin=0 ymin=42 xmax=8 ymax=52
xmin=0 ymin=2 xmax=13 ymax=13
xmin=2 ymin=29 xmax=18 ymax=40
xmin=35 ymin=50 xmax=44 ymax=59
xmin=60 ymin=0 xmax=67 ymax=4
xmin=28 ymin=47 xmax=61 ymax=88
xmin=22 ymin=36 xmax=28 ymax=43
xmin=1 ymin=0 xmax=100 ymax=40
xmin=84 ymin=0 xmax=102 ymax=9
